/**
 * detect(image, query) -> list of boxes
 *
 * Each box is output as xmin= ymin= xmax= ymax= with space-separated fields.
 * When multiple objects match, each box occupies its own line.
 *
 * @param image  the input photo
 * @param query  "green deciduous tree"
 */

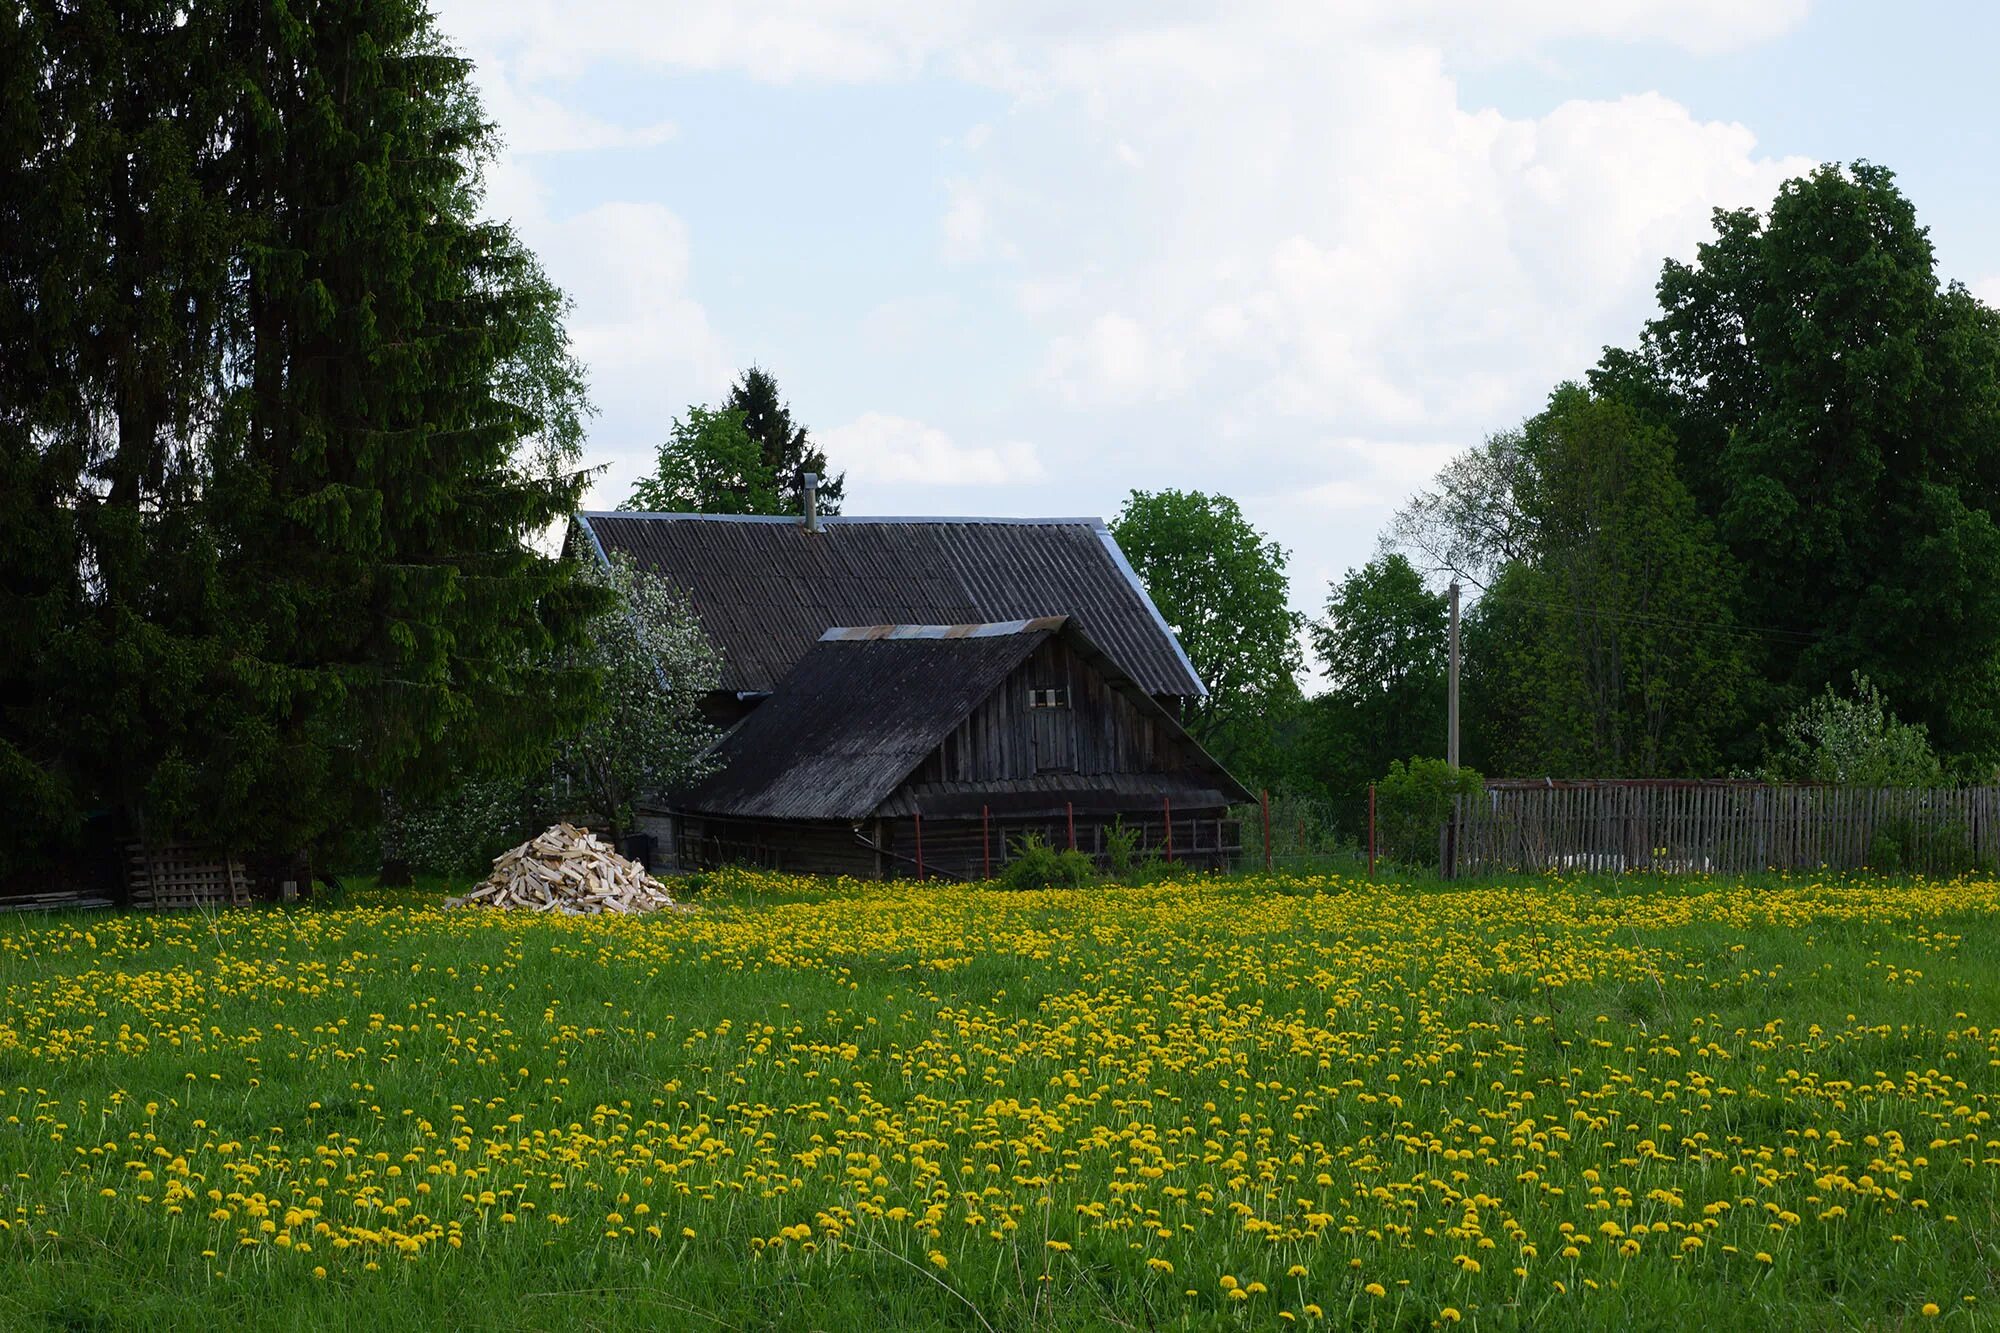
xmin=1502 ymin=383 xmax=1750 ymax=777
xmin=1110 ymin=490 xmax=1303 ymax=785
xmin=726 ymin=366 xmax=843 ymax=516
xmin=1398 ymin=385 xmax=1748 ymax=779
xmin=626 ymin=404 xmax=782 ymax=515
xmin=1295 ymin=555 xmax=1447 ymax=816
xmin=1598 ymin=161 xmax=2000 ymax=765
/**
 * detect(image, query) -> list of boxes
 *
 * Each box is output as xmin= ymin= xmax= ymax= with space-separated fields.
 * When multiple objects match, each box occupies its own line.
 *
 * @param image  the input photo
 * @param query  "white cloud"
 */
xmin=476 ymin=149 xmax=733 ymax=508
xmin=553 ymin=204 xmax=730 ymax=383
xmin=475 ymin=57 xmax=676 ymax=154
xmin=820 ymin=412 xmax=1045 ymax=486
xmin=940 ymin=179 xmax=993 ymax=262
xmin=438 ymin=0 xmax=1826 ymax=594
xmin=435 ymin=1 xmax=1811 ymax=86
xmin=971 ymin=37 xmax=1812 ymax=462
xmin=1046 ymin=313 xmax=1183 ymax=404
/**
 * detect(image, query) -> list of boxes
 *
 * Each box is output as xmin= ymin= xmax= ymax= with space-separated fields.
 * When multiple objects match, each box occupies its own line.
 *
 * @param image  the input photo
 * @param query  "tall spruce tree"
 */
xmin=210 ymin=0 xmax=601 ymax=848
xmin=0 ymin=4 xmax=85 ymax=866
xmin=1 ymin=0 xmax=601 ymax=866
xmin=725 ymin=366 xmax=843 ymax=515
xmin=0 ymin=2 xmax=246 ymax=865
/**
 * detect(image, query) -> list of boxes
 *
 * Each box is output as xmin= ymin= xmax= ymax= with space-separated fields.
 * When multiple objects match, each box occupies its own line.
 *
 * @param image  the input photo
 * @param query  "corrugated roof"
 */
xmin=575 ymin=513 xmax=1205 ymax=698
xmin=674 ymin=617 xmax=1246 ymax=821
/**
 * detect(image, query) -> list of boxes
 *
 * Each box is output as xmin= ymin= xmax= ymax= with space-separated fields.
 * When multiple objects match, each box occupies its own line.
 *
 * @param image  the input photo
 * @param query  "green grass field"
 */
xmin=0 ymin=866 xmax=1995 ymax=1330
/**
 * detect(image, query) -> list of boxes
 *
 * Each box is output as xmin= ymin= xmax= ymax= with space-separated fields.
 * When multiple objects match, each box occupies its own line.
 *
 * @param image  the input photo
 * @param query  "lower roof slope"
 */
xmin=675 ymin=617 xmax=1245 ymax=821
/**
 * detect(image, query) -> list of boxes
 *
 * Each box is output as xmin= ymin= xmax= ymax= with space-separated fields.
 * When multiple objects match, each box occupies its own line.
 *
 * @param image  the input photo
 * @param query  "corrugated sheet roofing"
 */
xmin=575 ymin=513 xmax=1205 ymax=698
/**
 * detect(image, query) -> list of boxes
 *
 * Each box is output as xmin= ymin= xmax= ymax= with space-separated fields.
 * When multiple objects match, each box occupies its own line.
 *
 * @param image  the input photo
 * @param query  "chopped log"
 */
xmin=445 ymin=824 xmax=677 ymax=916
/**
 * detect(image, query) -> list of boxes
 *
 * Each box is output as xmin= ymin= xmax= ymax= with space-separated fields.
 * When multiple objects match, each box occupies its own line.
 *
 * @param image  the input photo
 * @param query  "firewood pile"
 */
xmin=445 ymin=823 xmax=677 ymax=915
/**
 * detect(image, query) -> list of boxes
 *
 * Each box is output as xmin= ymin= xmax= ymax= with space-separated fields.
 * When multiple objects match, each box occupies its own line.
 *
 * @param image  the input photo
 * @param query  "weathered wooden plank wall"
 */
xmin=1445 ymin=783 xmax=2000 ymax=877
xmin=674 ymin=811 xmax=1244 ymax=879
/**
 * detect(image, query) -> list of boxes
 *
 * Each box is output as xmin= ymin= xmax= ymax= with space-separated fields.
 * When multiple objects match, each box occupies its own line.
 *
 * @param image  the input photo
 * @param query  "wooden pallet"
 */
xmin=126 ymin=843 xmax=253 ymax=911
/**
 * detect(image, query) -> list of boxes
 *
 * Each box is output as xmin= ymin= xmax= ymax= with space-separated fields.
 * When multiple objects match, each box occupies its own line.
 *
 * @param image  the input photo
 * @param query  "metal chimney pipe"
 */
xmin=802 ymin=471 xmax=820 ymax=532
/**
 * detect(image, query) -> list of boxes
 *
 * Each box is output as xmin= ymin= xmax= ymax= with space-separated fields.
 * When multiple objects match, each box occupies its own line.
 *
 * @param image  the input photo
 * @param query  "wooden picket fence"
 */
xmin=1443 ymin=780 xmax=2000 ymax=878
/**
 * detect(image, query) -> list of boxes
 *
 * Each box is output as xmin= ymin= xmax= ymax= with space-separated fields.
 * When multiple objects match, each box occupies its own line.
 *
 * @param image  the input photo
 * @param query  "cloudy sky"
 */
xmin=433 ymin=0 xmax=2000 ymax=618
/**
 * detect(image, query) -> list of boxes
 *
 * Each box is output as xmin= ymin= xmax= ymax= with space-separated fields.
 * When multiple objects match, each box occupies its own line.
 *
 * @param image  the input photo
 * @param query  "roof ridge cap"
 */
xmin=580 ymin=511 xmax=1106 ymax=527
xmin=818 ymin=617 xmax=1067 ymax=641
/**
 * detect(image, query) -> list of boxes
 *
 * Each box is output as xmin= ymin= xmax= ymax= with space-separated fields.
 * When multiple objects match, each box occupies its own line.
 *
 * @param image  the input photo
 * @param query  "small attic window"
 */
xmin=1028 ymin=687 xmax=1068 ymax=709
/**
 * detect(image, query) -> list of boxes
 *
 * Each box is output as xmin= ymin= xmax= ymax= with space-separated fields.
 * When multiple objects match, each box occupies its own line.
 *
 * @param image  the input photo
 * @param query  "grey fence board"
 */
xmin=1446 ymin=781 xmax=2000 ymax=877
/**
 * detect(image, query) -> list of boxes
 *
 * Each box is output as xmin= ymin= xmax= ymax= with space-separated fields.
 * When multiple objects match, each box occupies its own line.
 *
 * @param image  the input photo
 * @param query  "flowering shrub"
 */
xmin=384 ymin=553 xmax=719 ymax=872
xmin=558 ymin=552 xmax=720 ymax=832
xmin=1767 ymin=672 xmax=1943 ymax=787
xmin=384 ymin=773 xmax=549 ymax=877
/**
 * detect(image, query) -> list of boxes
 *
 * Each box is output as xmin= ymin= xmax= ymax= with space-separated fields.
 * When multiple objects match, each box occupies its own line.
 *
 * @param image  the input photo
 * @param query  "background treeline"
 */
xmin=0 ymin=1 xmax=605 ymax=875
xmin=1114 ymin=164 xmax=2000 ymax=837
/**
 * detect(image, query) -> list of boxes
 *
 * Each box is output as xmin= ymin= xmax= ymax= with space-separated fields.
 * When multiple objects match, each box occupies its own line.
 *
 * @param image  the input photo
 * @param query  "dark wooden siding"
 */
xmin=913 ymin=637 xmax=1193 ymax=785
xmin=675 ymin=811 xmax=1238 ymax=880
xmin=890 ymin=813 xmax=1238 ymax=880
xmin=676 ymin=815 xmax=882 ymax=877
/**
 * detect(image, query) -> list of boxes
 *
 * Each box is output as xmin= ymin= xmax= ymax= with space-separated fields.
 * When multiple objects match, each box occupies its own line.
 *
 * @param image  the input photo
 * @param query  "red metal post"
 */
xmin=982 ymin=804 xmax=991 ymax=879
xmin=1164 ymin=796 xmax=1174 ymax=862
xmin=914 ymin=811 xmax=925 ymax=881
xmin=1367 ymin=783 xmax=1377 ymax=878
xmin=1261 ymin=789 xmax=1272 ymax=871
xmin=1066 ymin=801 xmax=1076 ymax=850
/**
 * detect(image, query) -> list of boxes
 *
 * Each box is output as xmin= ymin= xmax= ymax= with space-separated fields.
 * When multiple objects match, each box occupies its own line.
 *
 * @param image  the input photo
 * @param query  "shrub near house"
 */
xmin=1376 ymin=757 xmax=1483 ymax=868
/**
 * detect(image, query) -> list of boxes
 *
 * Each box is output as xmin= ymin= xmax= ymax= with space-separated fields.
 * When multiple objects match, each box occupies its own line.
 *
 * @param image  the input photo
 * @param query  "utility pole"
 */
xmin=1447 ymin=579 xmax=1461 ymax=769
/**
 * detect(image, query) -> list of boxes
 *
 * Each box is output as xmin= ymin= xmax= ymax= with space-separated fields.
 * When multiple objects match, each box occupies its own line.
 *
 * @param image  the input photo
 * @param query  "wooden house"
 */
xmin=571 ymin=498 xmax=1248 ymax=877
